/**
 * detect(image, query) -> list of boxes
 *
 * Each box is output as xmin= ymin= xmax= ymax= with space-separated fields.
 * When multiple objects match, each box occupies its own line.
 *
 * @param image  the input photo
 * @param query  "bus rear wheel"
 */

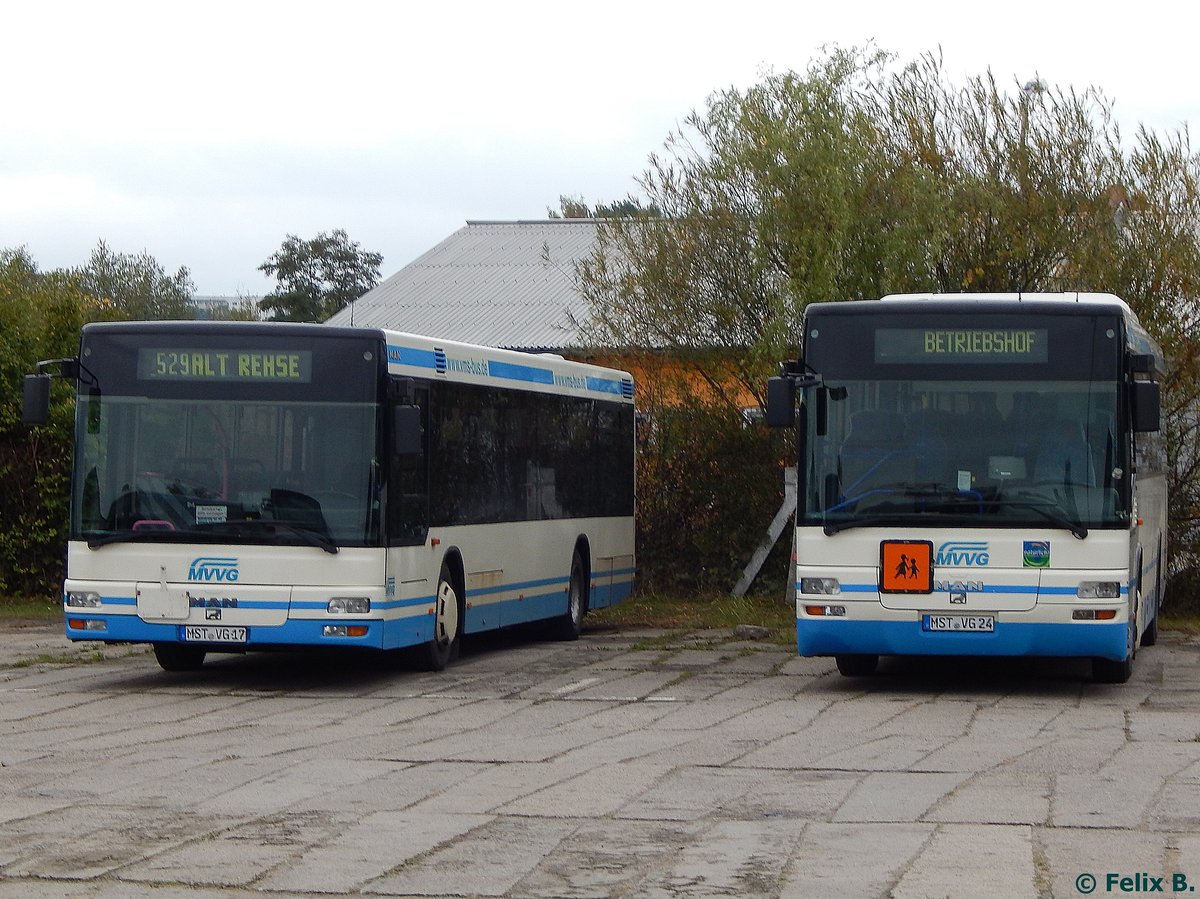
xmin=550 ymin=551 xmax=587 ymax=641
xmin=420 ymin=562 xmax=461 ymax=671
xmin=835 ymin=654 xmax=878 ymax=677
xmin=153 ymin=643 xmax=206 ymax=672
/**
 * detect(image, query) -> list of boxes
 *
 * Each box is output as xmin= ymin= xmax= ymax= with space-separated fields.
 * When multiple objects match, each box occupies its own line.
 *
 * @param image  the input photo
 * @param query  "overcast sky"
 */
xmin=3 ymin=0 xmax=1196 ymax=296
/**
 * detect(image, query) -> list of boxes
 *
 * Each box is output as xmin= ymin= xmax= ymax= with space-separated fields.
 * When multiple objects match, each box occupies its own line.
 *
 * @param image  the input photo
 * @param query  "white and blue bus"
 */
xmin=766 ymin=294 xmax=1166 ymax=683
xmin=25 ymin=321 xmax=635 ymax=671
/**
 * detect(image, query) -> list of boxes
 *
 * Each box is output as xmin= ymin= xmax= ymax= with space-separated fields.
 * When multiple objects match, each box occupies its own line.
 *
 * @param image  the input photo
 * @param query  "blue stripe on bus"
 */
xmin=387 ymin=343 xmax=633 ymax=399
xmin=81 ymin=572 xmax=635 ymax=615
xmin=796 ymin=617 xmax=1129 ymax=661
xmin=467 ymin=575 xmax=569 ymax=598
xmin=487 ymin=359 xmax=555 ymax=385
xmin=585 ymin=376 xmax=625 ymax=395
xmin=386 ymin=345 xmax=440 ymax=370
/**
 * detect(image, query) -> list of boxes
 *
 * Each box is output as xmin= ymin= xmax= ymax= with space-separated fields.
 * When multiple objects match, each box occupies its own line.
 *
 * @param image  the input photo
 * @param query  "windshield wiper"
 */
xmin=87 ymin=521 xmax=340 ymax=553
xmin=985 ymin=498 xmax=1088 ymax=539
xmin=86 ymin=529 xmax=188 ymax=549
xmin=196 ymin=520 xmax=340 ymax=554
xmin=823 ymin=483 xmax=985 ymax=535
xmin=823 ymin=513 xmax=904 ymax=536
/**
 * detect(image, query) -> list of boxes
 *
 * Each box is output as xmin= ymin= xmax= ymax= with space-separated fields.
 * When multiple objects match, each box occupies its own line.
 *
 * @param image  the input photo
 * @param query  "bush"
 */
xmin=636 ymin=402 xmax=791 ymax=594
xmin=0 ymin=251 xmax=88 ymax=595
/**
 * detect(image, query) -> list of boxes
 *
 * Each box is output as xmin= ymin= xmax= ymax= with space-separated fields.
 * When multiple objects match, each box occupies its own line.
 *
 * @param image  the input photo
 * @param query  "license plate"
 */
xmin=923 ymin=615 xmax=995 ymax=633
xmin=182 ymin=625 xmax=247 ymax=643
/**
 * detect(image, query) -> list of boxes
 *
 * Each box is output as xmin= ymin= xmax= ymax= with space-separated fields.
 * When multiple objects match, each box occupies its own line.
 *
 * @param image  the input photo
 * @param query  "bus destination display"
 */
xmin=137 ymin=349 xmax=313 ymax=382
xmin=875 ymin=328 xmax=1049 ymax=364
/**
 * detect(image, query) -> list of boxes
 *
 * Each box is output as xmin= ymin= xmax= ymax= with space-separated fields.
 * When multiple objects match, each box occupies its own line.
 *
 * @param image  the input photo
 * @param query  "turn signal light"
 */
xmin=322 ymin=625 xmax=370 ymax=637
xmin=804 ymin=605 xmax=846 ymax=617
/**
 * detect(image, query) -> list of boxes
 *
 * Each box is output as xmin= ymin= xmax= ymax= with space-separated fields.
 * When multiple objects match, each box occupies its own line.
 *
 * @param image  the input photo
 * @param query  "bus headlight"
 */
xmin=67 ymin=591 xmax=102 ymax=608
xmin=1076 ymin=582 xmax=1121 ymax=599
xmin=800 ymin=578 xmax=841 ymax=595
xmin=328 ymin=597 xmax=371 ymax=614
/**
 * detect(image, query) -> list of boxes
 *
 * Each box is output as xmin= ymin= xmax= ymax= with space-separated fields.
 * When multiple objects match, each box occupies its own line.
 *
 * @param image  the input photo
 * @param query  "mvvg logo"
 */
xmin=936 ymin=541 xmax=990 ymax=567
xmin=188 ymin=557 xmax=240 ymax=582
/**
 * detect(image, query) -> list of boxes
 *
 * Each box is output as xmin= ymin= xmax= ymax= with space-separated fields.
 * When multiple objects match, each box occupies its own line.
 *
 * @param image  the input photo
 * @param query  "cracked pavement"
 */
xmin=2 ymin=621 xmax=1200 ymax=897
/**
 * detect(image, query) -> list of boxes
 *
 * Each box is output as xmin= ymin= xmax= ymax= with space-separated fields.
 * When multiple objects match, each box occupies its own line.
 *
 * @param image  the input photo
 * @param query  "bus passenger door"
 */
xmin=388 ymin=386 xmax=430 ymax=547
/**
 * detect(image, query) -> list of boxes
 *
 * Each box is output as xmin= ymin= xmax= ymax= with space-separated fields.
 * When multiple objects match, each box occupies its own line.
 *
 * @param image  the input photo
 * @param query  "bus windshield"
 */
xmin=74 ymin=397 xmax=380 ymax=549
xmin=71 ymin=326 xmax=384 ymax=550
xmin=799 ymin=308 xmax=1130 ymax=533
xmin=801 ymin=380 xmax=1126 ymax=533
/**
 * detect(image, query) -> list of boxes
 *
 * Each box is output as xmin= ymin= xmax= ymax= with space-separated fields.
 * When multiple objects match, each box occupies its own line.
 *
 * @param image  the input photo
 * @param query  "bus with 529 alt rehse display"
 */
xmin=24 ymin=321 xmax=635 ymax=672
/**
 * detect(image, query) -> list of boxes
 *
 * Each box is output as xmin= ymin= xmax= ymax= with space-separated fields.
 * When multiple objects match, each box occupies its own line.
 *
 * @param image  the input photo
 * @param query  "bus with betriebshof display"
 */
xmin=766 ymin=293 xmax=1165 ymax=683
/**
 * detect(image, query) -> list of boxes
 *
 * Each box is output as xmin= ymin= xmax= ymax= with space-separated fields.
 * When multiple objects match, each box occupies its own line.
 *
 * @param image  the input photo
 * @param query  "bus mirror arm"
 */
xmin=765 ymin=362 xmax=828 ymax=429
xmin=22 ymin=357 xmax=84 ymax=426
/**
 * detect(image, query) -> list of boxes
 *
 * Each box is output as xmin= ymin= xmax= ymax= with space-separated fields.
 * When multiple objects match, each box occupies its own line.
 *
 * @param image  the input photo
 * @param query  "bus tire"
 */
xmin=835 ymin=653 xmax=878 ymax=677
xmin=551 ymin=551 xmax=587 ymax=641
xmin=1092 ymin=654 xmax=1132 ymax=684
xmin=1142 ymin=552 xmax=1161 ymax=647
xmin=1141 ymin=580 xmax=1159 ymax=647
xmin=420 ymin=561 xmax=461 ymax=671
xmin=153 ymin=643 xmax=206 ymax=672
xmin=1093 ymin=610 xmax=1136 ymax=683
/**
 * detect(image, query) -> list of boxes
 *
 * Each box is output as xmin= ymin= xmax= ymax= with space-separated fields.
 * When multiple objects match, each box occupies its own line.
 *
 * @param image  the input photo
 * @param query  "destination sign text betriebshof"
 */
xmin=874 ymin=328 xmax=1049 ymax=364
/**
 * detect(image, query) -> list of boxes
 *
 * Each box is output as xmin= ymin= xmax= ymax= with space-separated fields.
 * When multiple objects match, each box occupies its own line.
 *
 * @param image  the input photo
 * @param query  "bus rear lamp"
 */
xmin=67 ymin=618 xmax=106 ymax=631
xmin=804 ymin=605 xmax=846 ymax=617
xmin=323 ymin=625 xmax=370 ymax=637
xmin=1073 ymin=609 xmax=1119 ymax=621
xmin=800 ymin=577 xmax=841 ymax=595
xmin=66 ymin=591 xmax=102 ymax=608
xmin=1076 ymin=582 xmax=1121 ymax=599
xmin=327 ymin=597 xmax=371 ymax=614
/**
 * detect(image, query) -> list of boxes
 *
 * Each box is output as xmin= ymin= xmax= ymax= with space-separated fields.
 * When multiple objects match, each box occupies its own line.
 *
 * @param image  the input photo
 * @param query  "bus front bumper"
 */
xmin=796 ymin=615 xmax=1130 ymax=661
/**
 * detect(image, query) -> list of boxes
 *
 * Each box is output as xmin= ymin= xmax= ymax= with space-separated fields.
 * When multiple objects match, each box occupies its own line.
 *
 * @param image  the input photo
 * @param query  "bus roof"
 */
xmin=806 ymin=293 xmax=1164 ymax=371
xmin=879 ymin=291 xmax=1130 ymax=308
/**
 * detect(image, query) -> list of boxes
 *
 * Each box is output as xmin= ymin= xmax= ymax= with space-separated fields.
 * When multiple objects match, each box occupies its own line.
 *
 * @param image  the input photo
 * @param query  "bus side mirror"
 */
xmin=23 ymin=374 xmax=51 ymax=425
xmin=765 ymin=377 xmax=795 ymax=428
xmin=393 ymin=405 xmax=424 ymax=455
xmin=1132 ymin=381 xmax=1160 ymax=433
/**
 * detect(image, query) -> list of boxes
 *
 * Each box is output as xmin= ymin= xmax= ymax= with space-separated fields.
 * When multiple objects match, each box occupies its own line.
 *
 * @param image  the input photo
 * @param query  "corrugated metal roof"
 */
xmin=326 ymin=220 xmax=602 ymax=351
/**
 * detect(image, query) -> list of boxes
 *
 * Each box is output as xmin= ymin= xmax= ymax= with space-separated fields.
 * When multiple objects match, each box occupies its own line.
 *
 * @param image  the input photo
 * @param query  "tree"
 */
xmin=574 ymin=46 xmax=1200 ymax=592
xmin=0 ymin=249 xmax=91 ymax=594
xmin=76 ymin=240 xmax=196 ymax=320
xmin=258 ymin=230 xmax=383 ymax=322
xmin=548 ymin=194 xmax=661 ymax=219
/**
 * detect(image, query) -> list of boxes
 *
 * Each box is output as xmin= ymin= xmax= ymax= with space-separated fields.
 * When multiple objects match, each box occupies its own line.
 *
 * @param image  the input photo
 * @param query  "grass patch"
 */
xmin=12 ymin=651 xmax=106 ymax=668
xmin=0 ymin=595 xmax=60 ymax=621
xmin=1161 ymin=613 xmax=1200 ymax=636
xmin=590 ymin=592 xmax=794 ymax=643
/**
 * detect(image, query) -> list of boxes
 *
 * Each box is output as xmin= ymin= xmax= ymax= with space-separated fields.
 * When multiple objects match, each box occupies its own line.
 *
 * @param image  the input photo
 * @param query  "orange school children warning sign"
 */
xmin=880 ymin=540 xmax=933 ymax=593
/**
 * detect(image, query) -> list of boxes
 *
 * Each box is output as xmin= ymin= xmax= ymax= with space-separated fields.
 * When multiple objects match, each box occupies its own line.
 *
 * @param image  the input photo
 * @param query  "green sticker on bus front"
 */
xmin=138 ymin=349 xmax=312 ymax=382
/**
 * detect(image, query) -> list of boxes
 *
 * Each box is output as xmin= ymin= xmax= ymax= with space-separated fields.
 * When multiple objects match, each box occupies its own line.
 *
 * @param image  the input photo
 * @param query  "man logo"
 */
xmin=935 ymin=541 xmax=990 ymax=567
xmin=188 ymin=557 xmax=240 ymax=582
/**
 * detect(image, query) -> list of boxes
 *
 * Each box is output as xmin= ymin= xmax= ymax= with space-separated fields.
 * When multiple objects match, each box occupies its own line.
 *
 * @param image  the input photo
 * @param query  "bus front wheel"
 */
xmin=153 ymin=643 xmax=206 ymax=672
xmin=1093 ymin=609 xmax=1136 ymax=684
xmin=835 ymin=654 xmax=878 ymax=677
xmin=420 ymin=562 xmax=461 ymax=671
